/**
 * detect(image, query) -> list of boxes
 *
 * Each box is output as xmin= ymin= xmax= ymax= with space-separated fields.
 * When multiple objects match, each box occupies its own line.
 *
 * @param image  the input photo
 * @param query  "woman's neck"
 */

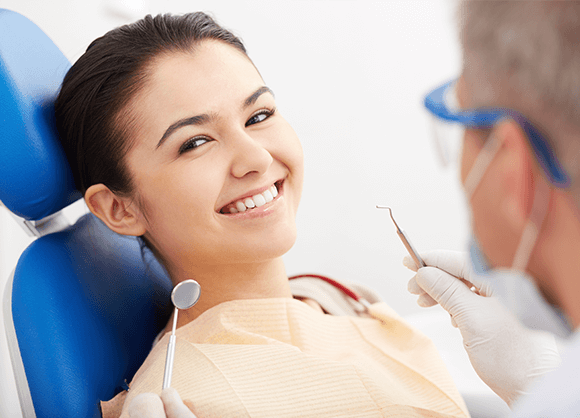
xmin=167 ymin=257 xmax=291 ymax=329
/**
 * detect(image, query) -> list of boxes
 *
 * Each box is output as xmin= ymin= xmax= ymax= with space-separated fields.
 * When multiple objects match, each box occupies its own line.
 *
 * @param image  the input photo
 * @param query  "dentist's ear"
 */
xmin=84 ymin=183 xmax=147 ymax=236
xmin=492 ymin=119 xmax=538 ymax=228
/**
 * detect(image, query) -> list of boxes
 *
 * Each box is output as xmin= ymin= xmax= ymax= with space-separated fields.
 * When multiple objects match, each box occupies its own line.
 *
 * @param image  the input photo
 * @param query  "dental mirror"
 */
xmin=163 ymin=279 xmax=201 ymax=389
xmin=172 ymin=279 xmax=201 ymax=310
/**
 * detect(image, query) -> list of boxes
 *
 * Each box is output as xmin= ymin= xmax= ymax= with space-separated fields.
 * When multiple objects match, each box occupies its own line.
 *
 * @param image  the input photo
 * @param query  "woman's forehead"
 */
xmin=135 ymin=42 xmax=262 ymax=115
xmin=149 ymin=41 xmax=259 ymax=88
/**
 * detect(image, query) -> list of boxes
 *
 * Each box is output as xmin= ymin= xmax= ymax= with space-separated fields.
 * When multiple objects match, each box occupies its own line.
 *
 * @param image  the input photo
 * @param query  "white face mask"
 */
xmin=464 ymin=132 xmax=574 ymax=338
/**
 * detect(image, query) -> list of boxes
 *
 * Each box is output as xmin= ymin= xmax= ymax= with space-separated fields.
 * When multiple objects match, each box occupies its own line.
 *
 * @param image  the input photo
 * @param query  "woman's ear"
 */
xmin=84 ymin=184 xmax=147 ymax=236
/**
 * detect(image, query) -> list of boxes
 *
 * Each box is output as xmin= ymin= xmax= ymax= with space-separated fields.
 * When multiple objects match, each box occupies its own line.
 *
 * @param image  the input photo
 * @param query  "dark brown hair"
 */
xmin=55 ymin=12 xmax=247 ymax=196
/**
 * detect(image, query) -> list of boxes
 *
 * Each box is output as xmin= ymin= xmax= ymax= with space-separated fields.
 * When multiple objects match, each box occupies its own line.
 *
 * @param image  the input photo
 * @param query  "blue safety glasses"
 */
xmin=424 ymin=80 xmax=571 ymax=187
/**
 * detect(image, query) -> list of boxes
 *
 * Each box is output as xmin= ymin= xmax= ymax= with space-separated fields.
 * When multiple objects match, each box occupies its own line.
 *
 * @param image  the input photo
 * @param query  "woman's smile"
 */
xmin=218 ymin=179 xmax=283 ymax=215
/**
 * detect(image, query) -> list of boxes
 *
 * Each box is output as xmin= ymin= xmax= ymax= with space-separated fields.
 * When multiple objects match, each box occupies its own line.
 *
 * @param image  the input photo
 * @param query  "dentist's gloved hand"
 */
xmin=128 ymin=388 xmax=197 ymax=418
xmin=404 ymin=250 xmax=561 ymax=406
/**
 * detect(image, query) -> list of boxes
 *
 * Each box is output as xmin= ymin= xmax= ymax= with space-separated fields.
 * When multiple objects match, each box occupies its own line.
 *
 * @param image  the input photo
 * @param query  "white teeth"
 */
xmin=253 ymin=193 xmax=266 ymax=207
xmin=235 ymin=201 xmax=247 ymax=212
xmin=222 ymin=182 xmax=281 ymax=213
xmin=263 ymin=190 xmax=273 ymax=203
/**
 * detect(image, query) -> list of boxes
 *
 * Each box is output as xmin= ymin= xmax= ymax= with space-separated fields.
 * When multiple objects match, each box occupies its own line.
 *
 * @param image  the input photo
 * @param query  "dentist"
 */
xmin=409 ymin=1 xmax=580 ymax=416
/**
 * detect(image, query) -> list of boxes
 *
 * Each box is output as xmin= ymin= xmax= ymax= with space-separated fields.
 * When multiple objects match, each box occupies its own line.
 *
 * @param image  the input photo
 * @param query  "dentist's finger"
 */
xmin=450 ymin=315 xmax=458 ymax=328
xmin=403 ymin=255 xmax=421 ymax=272
xmin=417 ymin=293 xmax=438 ymax=307
xmin=414 ymin=267 xmax=478 ymax=314
xmin=407 ymin=276 xmax=424 ymax=295
xmin=408 ymin=276 xmax=437 ymax=306
xmin=419 ymin=251 xmax=492 ymax=295
xmin=418 ymin=250 xmax=471 ymax=278
xmin=160 ymin=388 xmax=197 ymax=418
xmin=406 ymin=252 xmax=484 ymax=296
xmin=405 ymin=250 xmax=471 ymax=281
xmin=129 ymin=393 xmax=166 ymax=417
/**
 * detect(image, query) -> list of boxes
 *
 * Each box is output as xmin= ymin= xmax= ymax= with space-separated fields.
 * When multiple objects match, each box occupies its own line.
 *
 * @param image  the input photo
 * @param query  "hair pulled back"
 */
xmin=55 ymin=12 xmax=247 ymax=195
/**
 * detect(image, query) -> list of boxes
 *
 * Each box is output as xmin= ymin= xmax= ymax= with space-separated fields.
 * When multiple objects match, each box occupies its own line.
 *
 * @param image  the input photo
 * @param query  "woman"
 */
xmin=55 ymin=12 xmax=468 ymax=418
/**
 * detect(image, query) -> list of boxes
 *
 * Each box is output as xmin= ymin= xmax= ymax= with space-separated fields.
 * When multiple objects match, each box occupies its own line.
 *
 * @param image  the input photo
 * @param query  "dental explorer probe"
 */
xmin=376 ymin=206 xmax=426 ymax=269
xmin=163 ymin=279 xmax=201 ymax=390
xmin=377 ymin=206 xmax=481 ymax=295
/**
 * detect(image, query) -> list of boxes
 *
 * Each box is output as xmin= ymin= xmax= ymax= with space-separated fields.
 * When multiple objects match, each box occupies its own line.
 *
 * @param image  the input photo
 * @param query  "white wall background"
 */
xmin=0 ymin=0 xmax=484 ymax=416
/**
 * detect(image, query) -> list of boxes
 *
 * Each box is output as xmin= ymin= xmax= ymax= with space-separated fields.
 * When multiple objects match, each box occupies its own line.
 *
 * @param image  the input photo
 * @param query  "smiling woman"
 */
xmin=85 ymin=41 xmax=304 ymax=290
xmin=55 ymin=12 xmax=469 ymax=418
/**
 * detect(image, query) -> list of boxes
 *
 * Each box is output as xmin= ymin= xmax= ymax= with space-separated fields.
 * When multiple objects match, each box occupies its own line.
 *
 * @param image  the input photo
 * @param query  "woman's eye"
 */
xmin=179 ymin=137 xmax=211 ymax=154
xmin=246 ymin=108 xmax=276 ymax=127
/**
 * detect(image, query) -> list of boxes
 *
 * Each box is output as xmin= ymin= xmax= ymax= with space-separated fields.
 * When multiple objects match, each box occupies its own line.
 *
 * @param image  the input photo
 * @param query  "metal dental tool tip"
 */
xmin=163 ymin=279 xmax=201 ymax=390
xmin=376 ymin=205 xmax=426 ymax=269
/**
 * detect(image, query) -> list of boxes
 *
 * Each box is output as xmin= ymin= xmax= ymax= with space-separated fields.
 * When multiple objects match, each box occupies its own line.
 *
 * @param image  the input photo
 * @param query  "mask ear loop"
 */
xmin=463 ymin=124 xmax=551 ymax=272
xmin=511 ymin=173 xmax=551 ymax=272
xmin=463 ymin=132 xmax=503 ymax=201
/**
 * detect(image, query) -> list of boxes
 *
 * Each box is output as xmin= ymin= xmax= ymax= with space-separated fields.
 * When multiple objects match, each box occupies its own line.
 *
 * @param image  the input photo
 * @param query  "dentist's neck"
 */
xmin=533 ymin=190 xmax=580 ymax=331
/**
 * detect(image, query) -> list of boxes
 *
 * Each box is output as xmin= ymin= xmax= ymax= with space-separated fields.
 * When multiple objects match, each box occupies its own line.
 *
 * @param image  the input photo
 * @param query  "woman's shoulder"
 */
xmin=289 ymin=275 xmax=383 ymax=316
xmin=101 ymin=391 xmax=127 ymax=418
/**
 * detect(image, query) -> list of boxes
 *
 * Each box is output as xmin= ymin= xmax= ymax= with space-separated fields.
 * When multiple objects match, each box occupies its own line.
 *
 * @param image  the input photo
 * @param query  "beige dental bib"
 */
xmin=104 ymin=298 xmax=468 ymax=418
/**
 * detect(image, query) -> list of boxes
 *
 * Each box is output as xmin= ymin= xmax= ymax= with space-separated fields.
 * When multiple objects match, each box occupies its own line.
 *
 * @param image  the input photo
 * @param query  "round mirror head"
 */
xmin=171 ymin=279 xmax=201 ymax=310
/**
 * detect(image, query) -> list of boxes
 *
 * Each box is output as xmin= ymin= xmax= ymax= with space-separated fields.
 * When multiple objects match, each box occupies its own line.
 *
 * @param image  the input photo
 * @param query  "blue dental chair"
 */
xmin=0 ymin=9 xmax=173 ymax=418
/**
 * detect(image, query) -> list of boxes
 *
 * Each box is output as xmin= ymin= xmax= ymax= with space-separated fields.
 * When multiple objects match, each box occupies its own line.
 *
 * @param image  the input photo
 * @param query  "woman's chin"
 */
xmin=221 ymin=228 xmax=297 ymax=265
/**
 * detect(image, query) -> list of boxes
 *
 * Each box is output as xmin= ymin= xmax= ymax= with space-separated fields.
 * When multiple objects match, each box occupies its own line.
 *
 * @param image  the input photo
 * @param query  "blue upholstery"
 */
xmin=12 ymin=214 xmax=172 ymax=417
xmin=0 ymin=9 xmax=173 ymax=417
xmin=0 ymin=9 xmax=80 ymax=220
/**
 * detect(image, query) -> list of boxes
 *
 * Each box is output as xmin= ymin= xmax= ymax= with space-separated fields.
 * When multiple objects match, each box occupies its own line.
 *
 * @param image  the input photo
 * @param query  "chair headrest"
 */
xmin=12 ymin=213 xmax=173 ymax=416
xmin=0 ymin=9 xmax=81 ymax=221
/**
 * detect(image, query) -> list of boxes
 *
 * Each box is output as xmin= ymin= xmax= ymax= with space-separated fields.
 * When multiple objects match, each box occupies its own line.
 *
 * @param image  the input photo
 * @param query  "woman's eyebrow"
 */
xmin=243 ymin=86 xmax=275 ymax=109
xmin=157 ymin=113 xmax=213 ymax=149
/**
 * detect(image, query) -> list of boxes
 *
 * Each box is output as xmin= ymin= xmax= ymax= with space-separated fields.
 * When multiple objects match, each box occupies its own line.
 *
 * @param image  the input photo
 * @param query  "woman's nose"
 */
xmin=229 ymin=131 xmax=274 ymax=179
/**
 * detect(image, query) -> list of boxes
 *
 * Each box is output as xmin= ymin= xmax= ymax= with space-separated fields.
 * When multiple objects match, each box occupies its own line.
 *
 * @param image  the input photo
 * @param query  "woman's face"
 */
xmin=124 ymin=41 xmax=304 ymax=274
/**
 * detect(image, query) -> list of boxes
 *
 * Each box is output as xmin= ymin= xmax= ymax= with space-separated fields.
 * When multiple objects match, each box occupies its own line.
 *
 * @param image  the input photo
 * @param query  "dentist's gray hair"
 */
xmin=459 ymin=0 xmax=580 ymax=200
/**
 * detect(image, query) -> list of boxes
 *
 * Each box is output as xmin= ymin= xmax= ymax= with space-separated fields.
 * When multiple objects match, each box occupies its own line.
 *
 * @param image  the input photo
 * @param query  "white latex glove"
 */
xmin=129 ymin=388 xmax=197 ymax=418
xmin=404 ymin=250 xmax=561 ymax=406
